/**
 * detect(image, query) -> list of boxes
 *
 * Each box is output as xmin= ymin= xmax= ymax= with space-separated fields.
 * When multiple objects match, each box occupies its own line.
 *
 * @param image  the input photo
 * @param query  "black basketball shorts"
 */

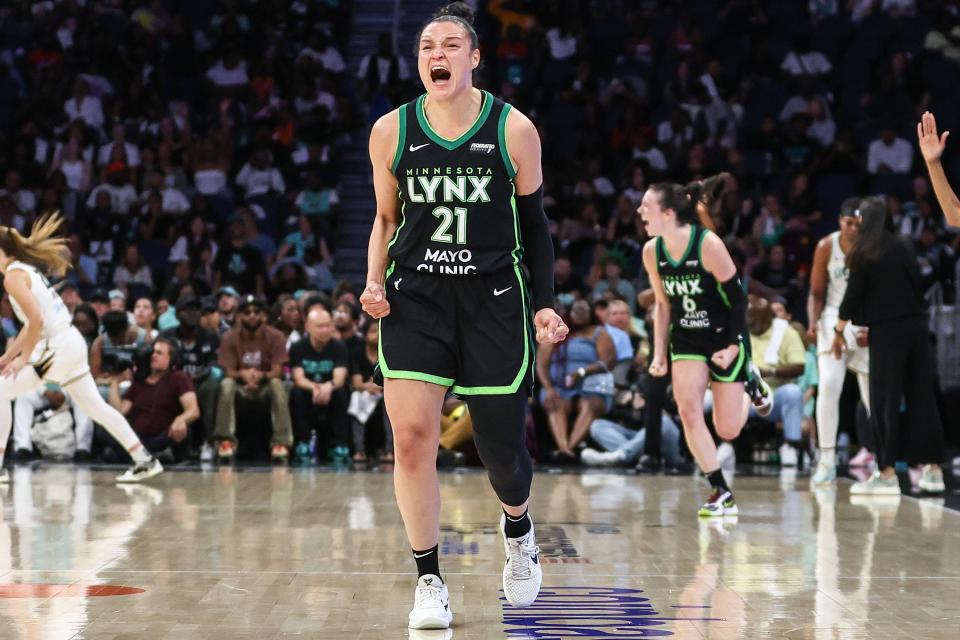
xmin=669 ymin=327 xmax=750 ymax=384
xmin=378 ymin=264 xmax=534 ymax=396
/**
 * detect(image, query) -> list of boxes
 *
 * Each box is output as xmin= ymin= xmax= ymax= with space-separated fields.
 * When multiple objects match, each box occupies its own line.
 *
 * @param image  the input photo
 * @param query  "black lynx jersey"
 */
xmin=389 ymin=90 xmax=520 ymax=276
xmin=655 ymin=226 xmax=734 ymax=345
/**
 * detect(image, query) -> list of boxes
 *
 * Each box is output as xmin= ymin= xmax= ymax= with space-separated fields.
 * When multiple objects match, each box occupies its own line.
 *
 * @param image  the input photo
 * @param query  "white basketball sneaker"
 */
xmin=500 ymin=513 xmax=542 ymax=607
xmin=115 ymin=456 xmax=163 ymax=483
xmin=408 ymin=574 xmax=452 ymax=630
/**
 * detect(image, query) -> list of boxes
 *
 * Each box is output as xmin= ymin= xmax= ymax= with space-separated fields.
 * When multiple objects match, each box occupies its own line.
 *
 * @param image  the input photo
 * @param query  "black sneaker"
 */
xmin=635 ymin=454 xmax=662 ymax=474
xmin=11 ymin=448 xmax=34 ymax=462
xmin=73 ymin=450 xmax=92 ymax=463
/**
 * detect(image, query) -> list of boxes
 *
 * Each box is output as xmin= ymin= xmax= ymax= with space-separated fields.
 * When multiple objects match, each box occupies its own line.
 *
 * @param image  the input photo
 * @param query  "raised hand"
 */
xmin=918 ymin=111 xmax=950 ymax=164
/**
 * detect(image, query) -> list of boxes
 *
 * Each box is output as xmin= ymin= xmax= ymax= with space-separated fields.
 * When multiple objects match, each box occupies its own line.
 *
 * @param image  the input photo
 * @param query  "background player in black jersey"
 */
xmin=359 ymin=2 xmax=567 ymax=631
xmin=640 ymin=177 xmax=772 ymax=518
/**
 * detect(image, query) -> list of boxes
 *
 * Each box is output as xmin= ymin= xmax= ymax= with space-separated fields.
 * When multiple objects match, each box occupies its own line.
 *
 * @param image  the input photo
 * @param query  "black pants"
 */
xmin=869 ymin=316 xmax=944 ymax=469
xmin=643 ymin=372 xmax=670 ymax=457
xmin=289 ymin=387 xmax=350 ymax=450
xmin=466 ymin=388 xmax=533 ymax=507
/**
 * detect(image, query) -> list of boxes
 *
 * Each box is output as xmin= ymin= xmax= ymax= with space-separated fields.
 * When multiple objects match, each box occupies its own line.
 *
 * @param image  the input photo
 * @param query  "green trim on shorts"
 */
xmin=390 ymin=104 xmax=407 ymax=174
xmin=711 ymin=341 xmax=747 ymax=383
xmin=671 ymin=353 xmax=708 ymax=362
xmin=451 ymin=264 xmax=531 ymax=396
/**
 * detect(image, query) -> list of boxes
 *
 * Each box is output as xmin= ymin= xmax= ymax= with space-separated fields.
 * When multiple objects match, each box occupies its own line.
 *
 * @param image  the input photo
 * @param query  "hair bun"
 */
xmin=433 ymin=1 xmax=475 ymax=25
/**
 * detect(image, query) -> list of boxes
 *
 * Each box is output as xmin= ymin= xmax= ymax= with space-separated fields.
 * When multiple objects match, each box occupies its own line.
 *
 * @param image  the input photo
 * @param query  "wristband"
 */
xmin=577 ymin=367 xmax=586 ymax=378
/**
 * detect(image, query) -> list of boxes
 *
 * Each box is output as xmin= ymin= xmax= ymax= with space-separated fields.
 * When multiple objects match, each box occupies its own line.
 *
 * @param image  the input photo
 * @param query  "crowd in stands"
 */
xmin=2 ymin=1 xmax=959 ymax=472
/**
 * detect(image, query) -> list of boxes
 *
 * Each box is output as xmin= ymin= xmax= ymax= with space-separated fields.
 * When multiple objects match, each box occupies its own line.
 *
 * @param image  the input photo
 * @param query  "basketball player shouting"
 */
xmin=807 ymin=198 xmax=870 ymax=485
xmin=640 ymin=177 xmax=773 ymax=517
xmin=0 ymin=215 xmax=163 ymax=483
xmin=359 ymin=3 xmax=567 ymax=631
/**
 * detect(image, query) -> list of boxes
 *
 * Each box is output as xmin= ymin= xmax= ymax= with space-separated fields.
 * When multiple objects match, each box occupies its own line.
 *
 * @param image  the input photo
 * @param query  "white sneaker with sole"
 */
xmin=850 ymin=471 xmax=900 ymax=495
xmin=500 ymin=514 xmax=542 ymax=607
xmin=779 ymin=443 xmax=798 ymax=467
xmin=580 ymin=448 xmax=626 ymax=467
xmin=810 ymin=460 xmax=837 ymax=486
xmin=408 ymin=575 xmax=452 ymax=630
xmin=115 ymin=457 xmax=164 ymax=483
xmin=918 ymin=465 xmax=945 ymax=493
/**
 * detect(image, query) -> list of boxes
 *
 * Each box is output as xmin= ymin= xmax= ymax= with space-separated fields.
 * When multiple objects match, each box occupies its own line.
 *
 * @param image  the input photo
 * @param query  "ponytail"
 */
xmin=0 ymin=213 xmax=72 ymax=277
xmin=651 ymin=173 xmax=730 ymax=231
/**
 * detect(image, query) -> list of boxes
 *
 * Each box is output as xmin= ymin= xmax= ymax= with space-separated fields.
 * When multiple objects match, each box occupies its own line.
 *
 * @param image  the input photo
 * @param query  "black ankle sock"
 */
xmin=412 ymin=545 xmax=441 ymax=581
xmin=503 ymin=509 xmax=532 ymax=538
xmin=706 ymin=469 xmax=731 ymax=494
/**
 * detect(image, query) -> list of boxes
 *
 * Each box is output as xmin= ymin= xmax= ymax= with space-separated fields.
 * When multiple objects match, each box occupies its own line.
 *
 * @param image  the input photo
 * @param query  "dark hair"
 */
xmin=335 ymin=300 xmax=360 ymax=322
xmin=101 ymin=310 xmax=129 ymax=338
xmin=846 ymin=196 xmax=889 ymax=272
xmin=73 ymin=303 xmax=99 ymax=334
xmin=839 ymin=196 xmax=861 ymax=218
xmin=650 ymin=173 xmax=728 ymax=227
xmin=153 ymin=336 xmax=182 ymax=368
xmin=414 ymin=2 xmax=479 ymax=53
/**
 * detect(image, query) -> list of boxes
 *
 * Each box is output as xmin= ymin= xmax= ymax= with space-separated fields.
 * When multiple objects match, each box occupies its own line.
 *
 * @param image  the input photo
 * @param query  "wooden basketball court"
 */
xmin=0 ymin=464 xmax=957 ymax=639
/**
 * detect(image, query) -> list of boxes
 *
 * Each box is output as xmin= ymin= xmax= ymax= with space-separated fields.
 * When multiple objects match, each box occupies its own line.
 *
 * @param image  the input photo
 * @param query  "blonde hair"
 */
xmin=0 ymin=213 xmax=72 ymax=278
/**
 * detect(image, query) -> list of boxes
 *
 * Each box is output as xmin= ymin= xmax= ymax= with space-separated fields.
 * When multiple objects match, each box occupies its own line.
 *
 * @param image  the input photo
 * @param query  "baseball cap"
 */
xmin=238 ymin=294 xmax=265 ymax=311
xmin=200 ymin=295 xmax=218 ymax=313
xmin=216 ymin=286 xmax=240 ymax=299
xmin=108 ymin=289 xmax=126 ymax=301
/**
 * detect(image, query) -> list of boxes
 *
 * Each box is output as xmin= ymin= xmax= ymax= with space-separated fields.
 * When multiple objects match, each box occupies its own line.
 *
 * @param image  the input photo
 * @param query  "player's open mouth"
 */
xmin=431 ymin=66 xmax=451 ymax=84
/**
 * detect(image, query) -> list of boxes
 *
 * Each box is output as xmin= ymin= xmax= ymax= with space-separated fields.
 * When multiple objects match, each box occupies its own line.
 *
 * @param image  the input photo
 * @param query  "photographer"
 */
xmin=90 ymin=310 xmax=151 ymax=398
xmin=161 ymin=295 xmax=221 ymax=460
xmin=107 ymin=337 xmax=199 ymax=461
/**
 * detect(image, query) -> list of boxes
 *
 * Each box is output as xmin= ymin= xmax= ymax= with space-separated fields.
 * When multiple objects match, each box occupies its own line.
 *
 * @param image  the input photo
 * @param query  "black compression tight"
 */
xmin=466 ymin=389 xmax=533 ymax=507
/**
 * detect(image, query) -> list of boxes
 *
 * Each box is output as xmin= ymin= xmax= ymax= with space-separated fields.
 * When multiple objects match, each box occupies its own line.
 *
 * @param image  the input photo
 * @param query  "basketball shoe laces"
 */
xmin=506 ymin=535 xmax=540 ymax=580
xmin=415 ymin=580 xmax=444 ymax=609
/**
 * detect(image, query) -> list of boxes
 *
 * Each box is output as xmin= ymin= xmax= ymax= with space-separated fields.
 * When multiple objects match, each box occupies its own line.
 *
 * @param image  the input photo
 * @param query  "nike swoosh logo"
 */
xmin=413 ymin=551 xmax=433 ymax=559
xmin=658 ymin=261 xmax=668 ymax=267
xmin=493 ymin=287 xmax=512 ymax=296
xmin=409 ymin=143 xmax=430 ymax=152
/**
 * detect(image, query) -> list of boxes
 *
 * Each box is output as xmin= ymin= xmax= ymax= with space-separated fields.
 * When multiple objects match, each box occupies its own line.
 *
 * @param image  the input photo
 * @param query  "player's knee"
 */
xmin=392 ymin=422 xmax=438 ymax=465
xmin=715 ymin=419 xmax=742 ymax=441
xmin=677 ymin=403 xmax=704 ymax=429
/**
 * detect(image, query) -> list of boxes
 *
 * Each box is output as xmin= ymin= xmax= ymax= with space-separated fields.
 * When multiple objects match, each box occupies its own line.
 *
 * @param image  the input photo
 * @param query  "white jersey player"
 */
xmin=806 ymin=198 xmax=870 ymax=485
xmin=0 ymin=216 xmax=162 ymax=482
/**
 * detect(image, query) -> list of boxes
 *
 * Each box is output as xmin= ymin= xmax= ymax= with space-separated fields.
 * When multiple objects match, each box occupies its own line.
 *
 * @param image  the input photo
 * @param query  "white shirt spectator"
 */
xmin=141 ymin=187 xmax=190 ymax=214
xmin=0 ymin=189 xmax=36 ymax=214
xmin=604 ymin=323 xmax=634 ymax=360
xmin=356 ymin=54 xmax=410 ymax=85
xmin=64 ymin=95 xmax=104 ymax=129
xmin=86 ymin=183 xmax=138 ymax=214
xmin=781 ymin=51 xmax=832 ymax=76
xmin=206 ymin=59 xmax=249 ymax=87
xmin=293 ymin=89 xmax=337 ymax=117
xmin=546 ymin=28 xmax=577 ymax=60
xmin=113 ymin=264 xmax=154 ymax=290
xmin=867 ymin=136 xmax=913 ymax=174
xmin=632 ymin=146 xmax=668 ymax=172
xmin=235 ymin=164 xmax=286 ymax=197
xmin=97 ymin=141 xmax=140 ymax=167
xmin=296 ymin=46 xmax=346 ymax=73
